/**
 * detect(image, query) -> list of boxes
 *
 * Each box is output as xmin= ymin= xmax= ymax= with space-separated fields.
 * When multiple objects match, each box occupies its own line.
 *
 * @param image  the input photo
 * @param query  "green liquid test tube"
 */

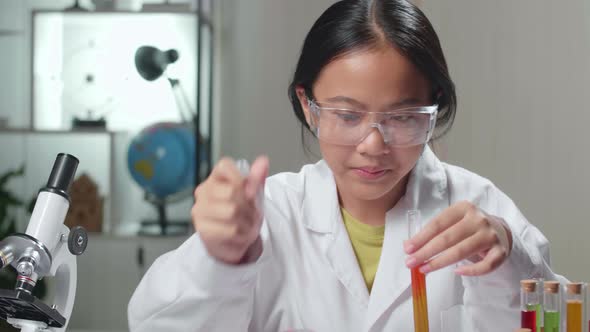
xmin=543 ymin=281 xmax=560 ymax=332
xmin=526 ymin=279 xmax=543 ymax=332
xmin=543 ymin=281 xmax=561 ymax=332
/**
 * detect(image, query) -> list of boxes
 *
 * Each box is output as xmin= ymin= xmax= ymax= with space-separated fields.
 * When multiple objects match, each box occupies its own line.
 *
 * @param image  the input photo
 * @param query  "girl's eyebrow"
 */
xmin=386 ymin=97 xmax=422 ymax=109
xmin=323 ymin=96 xmax=423 ymax=109
xmin=324 ymin=96 xmax=365 ymax=107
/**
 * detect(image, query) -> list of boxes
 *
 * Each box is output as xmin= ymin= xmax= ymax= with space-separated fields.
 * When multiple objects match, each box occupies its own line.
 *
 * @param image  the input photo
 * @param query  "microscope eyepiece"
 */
xmin=45 ymin=153 xmax=79 ymax=198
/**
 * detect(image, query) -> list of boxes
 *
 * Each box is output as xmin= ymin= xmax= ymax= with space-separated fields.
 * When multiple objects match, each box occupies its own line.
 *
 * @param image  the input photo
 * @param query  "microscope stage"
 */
xmin=0 ymin=289 xmax=65 ymax=327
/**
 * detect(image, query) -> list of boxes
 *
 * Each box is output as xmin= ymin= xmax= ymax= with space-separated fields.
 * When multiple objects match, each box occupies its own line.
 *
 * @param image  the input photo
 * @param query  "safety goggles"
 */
xmin=308 ymin=100 xmax=438 ymax=147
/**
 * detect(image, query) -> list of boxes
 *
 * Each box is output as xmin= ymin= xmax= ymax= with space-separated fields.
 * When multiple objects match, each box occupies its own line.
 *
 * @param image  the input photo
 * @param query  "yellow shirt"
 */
xmin=341 ymin=208 xmax=385 ymax=293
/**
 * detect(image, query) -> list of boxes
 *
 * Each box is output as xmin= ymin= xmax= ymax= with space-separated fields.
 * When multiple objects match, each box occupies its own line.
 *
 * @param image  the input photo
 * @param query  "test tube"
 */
xmin=408 ymin=210 xmax=429 ymax=332
xmin=236 ymin=159 xmax=250 ymax=177
xmin=543 ymin=281 xmax=560 ymax=332
xmin=566 ymin=282 xmax=586 ymax=332
xmin=535 ymin=278 xmax=544 ymax=331
xmin=521 ymin=279 xmax=540 ymax=331
xmin=235 ymin=158 xmax=287 ymax=235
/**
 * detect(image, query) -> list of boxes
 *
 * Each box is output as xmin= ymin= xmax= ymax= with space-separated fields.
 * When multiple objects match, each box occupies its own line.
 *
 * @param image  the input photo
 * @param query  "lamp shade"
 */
xmin=134 ymin=46 xmax=179 ymax=81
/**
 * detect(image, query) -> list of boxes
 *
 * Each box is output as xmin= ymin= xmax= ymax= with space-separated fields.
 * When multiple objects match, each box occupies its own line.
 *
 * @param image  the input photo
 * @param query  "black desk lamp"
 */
xmin=135 ymin=46 xmax=178 ymax=81
xmin=134 ymin=46 xmax=194 ymax=122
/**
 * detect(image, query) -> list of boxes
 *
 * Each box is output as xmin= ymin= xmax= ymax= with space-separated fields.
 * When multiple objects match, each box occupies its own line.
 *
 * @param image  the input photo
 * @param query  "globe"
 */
xmin=127 ymin=122 xmax=196 ymax=201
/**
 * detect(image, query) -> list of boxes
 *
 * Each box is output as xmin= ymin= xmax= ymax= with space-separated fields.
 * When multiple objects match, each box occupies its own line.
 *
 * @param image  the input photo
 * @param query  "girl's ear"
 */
xmin=295 ymin=86 xmax=313 ymax=128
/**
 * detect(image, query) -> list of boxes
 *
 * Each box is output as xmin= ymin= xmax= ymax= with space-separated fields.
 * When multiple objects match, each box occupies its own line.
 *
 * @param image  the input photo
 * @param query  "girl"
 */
xmin=128 ymin=1 xmax=564 ymax=331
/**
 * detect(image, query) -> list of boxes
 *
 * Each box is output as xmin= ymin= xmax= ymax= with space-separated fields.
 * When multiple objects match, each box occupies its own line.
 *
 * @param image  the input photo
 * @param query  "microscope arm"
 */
xmin=48 ymin=225 xmax=77 ymax=332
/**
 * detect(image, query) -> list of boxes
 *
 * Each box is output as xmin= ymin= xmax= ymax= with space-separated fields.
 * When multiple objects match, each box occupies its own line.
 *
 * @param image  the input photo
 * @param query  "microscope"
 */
xmin=0 ymin=153 xmax=88 ymax=332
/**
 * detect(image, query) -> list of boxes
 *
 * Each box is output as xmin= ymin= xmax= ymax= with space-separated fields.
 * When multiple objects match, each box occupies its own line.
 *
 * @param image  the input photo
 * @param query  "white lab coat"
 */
xmin=128 ymin=147 xmax=566 ymax=332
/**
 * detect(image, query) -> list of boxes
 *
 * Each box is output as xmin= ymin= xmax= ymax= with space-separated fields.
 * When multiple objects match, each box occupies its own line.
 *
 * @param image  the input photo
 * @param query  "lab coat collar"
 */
xmin=301 ymin=145 xmax=450 ymax=329
xmin=404 ymin=145 xmax=450 ymax=213
xmin=300 ymin=159 xmax=371 ymax=306
xmin=301 ymin=159 xmax=340 ymax=234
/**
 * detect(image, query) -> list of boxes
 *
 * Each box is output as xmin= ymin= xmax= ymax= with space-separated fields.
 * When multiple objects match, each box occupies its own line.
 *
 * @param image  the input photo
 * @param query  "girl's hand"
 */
xmin=191 ymin=156 xmax=269 ymax=265
xmin=403 ymin=201 xmax=512 ymax=276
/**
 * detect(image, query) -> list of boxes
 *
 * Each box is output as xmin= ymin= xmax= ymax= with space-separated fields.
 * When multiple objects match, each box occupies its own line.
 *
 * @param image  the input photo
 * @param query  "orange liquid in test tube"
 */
xmin=408 ymin=210 xmax=429 ymax=332
xmin=567 ymin=300 xmax=583 ymax=332
xmin=566 ymin=282 xmax=586 ymax=332
xmin=411 ymin=266 xmax=429 ymax=332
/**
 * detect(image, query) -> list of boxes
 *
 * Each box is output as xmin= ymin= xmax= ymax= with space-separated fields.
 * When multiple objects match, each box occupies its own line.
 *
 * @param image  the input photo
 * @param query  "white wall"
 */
xmin=422 ymin=1 xmax=590 ymax=281
xmin=215 ymin=0 xmax=333 ymax=174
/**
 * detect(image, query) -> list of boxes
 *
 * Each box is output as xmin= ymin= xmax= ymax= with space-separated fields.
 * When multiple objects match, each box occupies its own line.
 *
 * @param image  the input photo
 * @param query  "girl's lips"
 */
xmin=353 ymin=168 xmax=390 ymax=180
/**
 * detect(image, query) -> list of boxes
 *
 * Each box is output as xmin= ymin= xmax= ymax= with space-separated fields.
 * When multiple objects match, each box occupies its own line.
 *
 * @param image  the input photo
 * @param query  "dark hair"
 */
xmin=288 ymin=0 xmax=457 ymax=145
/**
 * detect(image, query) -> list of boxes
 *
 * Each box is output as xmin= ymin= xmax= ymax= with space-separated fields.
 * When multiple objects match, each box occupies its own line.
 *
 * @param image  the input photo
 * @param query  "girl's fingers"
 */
xmin=454 ymin=245 xmax=508 ymax=276
xmin=404 ymin=201 xmax=473 ymax=254
xmin=416 ymin=231 xmax=490 ymax=274
xmin=406 ymin=215 xmax=473 ymax=268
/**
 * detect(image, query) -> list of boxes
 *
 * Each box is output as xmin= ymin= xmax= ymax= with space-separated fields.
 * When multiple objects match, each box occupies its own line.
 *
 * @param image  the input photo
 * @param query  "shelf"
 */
xmin=0 ymin=128 xmax=126 ymax=135
xmin=33 ymin=8 xmax=196 ymax=14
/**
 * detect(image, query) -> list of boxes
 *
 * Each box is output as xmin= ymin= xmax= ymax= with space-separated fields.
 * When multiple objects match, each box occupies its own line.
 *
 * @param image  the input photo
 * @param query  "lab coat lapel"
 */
xmin=325 ymin=214 xmax=371 ymax=306
xmin=365 ymin=202 xmax=412 ymax=329
xmin=405 ymin=146 xmax=450 ymax=216
xmin=366 ymin=146 xmax=450 ymax=329
xmin=302 ymin=161 xmax=370 ymax=306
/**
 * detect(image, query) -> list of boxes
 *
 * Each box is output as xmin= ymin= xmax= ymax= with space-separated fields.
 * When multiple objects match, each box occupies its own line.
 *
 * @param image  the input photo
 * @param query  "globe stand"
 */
xmin=138 ymin=192 xmax=192 ymax=236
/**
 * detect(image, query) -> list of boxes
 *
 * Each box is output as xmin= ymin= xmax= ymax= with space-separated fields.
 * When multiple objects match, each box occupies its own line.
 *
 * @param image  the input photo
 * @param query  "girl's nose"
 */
xmin=356 ymin=127 xmax=390 ymax=156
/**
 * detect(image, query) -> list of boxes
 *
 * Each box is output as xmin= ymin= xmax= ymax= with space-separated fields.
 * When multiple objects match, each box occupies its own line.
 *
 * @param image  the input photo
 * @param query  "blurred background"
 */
xmin=0 ymin=0 xmax=588 ymax=331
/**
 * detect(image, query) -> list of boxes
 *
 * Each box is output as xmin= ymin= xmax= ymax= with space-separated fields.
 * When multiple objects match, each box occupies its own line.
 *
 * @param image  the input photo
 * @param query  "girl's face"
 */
xmin=298 ymin=46 xmax=432 ymax=204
